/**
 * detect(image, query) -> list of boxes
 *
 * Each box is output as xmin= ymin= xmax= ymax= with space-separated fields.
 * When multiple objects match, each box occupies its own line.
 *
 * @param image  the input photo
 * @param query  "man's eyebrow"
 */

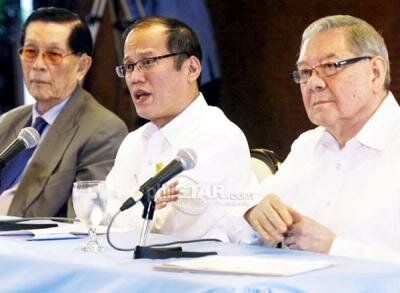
xmin=296 ymin=53 xmax=340 ymax=67
xmin=123 ymin=51 xmax=156 ymax=63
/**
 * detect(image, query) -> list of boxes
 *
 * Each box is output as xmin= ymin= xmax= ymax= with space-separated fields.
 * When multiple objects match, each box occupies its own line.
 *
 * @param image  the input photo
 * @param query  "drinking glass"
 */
xmin=72 ymin=180 xmax=107 ymax=252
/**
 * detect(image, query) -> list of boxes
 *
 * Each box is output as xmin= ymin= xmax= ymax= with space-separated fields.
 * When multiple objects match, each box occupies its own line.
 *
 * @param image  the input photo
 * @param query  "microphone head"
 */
xmin=18 ymin=127 xmax=40 ymax=149
xmin=176 ymin=148 xmax=197 ymax=170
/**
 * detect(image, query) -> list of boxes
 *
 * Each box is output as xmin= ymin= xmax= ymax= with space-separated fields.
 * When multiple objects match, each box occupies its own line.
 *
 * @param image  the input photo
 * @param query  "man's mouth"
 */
xmin=312 ymin=98 xmax=332 ymax=107
xmin=133 ymin=90 xmax=151 ymax=103
xmin=314 ymin=101 xmax=331 ymax=106
xmin=30 ymin=79 xmax=49 ymax=84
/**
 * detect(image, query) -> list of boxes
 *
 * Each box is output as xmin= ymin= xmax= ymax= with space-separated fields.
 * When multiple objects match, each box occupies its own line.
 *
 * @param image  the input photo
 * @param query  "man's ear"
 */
xmin=77 ymin=54 xmax=92 ymax=82
xmin=370 ymin=55 xmax=387 ymax=92
xmin=186 ymin=56 xmax=201 ymax=84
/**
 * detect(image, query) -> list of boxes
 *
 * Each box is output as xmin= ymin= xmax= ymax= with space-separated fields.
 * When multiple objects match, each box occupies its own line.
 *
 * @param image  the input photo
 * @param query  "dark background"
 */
xmin=2 ymin=0 xmax=400 ymax=160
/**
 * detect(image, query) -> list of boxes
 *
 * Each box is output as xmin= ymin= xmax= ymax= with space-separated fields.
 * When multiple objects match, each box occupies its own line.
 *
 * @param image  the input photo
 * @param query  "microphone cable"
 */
xmin=106 ymin=209 xmax=222 ymax=252
xmin=106 ymin=210 xmax=135 ymax=251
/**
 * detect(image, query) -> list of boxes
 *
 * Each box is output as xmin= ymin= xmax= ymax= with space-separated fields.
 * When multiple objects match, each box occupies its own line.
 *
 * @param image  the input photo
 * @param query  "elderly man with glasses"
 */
xmin=245 ymin=15 xmax=400 ymax=262
xmin=0 ymin=7 xmax=128 ymax=218
xmin=106 ymin=16 xmax=258 ymax=242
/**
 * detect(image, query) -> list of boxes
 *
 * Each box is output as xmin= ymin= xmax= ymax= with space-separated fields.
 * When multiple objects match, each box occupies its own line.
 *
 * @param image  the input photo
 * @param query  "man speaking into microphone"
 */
xmin=0 ymin=7 xmax=127 ymax=217
xmin=106 ymin=16 xmax=258 ymax=242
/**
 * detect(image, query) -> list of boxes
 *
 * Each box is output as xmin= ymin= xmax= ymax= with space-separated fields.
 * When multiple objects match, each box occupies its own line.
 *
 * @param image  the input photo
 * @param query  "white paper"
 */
xmin=28 ymin=233 xmax=78 ymax=241
xmin=155 ymin=255 xmax=335 ymax=276
xmin=32 ymin=223 xmax=109 ymax=235
xmin=0 ymin=222 xmax=111 ymax=240
xmin=0 ymin=215 xmax=22 ymax=221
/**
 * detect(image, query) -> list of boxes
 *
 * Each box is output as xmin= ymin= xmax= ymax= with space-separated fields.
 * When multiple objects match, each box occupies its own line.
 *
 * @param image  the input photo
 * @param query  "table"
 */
xmin=0 ymin=228 xmax=399 ymax=292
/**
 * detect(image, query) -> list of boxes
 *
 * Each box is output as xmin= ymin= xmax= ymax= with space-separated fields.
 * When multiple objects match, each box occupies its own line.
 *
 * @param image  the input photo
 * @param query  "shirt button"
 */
xmin=336 ymin=163 xmax=342 ymax=170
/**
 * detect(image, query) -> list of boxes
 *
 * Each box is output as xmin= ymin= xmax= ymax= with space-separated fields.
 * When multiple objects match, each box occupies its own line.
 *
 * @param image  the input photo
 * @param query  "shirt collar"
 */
xmin=356 ymin=91 xmax=400 ymax=150
xmin=142 ymin=92 xmax=207 ymax=145
xmin=142 ymin=121 xmax=160 ymax=140
xmin=314 ymin=127 xmax=338 ymax=155
xmin=32 ymin=97 xmax=70 ymax=126
xmin=316 ymin=91 xmax=400 ymax=152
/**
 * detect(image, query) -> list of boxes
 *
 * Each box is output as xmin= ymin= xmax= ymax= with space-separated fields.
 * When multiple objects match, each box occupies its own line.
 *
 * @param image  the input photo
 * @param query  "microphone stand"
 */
xmin=134 ymin=189 xmax=217 ymax=260
xmin=137 ymin=193 xmax=155 ymax=246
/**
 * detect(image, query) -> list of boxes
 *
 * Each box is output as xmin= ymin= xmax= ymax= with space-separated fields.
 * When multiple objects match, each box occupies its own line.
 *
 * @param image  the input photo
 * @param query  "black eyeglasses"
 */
xmin=115 ymin=52 xmax=189 ymax=78
xmin=19 ymin=47 xmax=75 ymax=65
xmin=292 ymin=56 xmax=372 ymax=84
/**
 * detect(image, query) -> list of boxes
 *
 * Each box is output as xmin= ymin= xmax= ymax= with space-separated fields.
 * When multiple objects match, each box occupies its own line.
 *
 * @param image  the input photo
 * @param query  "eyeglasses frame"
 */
xmin=115 ymin=51 xmax=189 ymax=78
xmin=292 ymin=56 xmax=373 ymax=84
xmin=19 ymin=47 xmax=76 ymax=65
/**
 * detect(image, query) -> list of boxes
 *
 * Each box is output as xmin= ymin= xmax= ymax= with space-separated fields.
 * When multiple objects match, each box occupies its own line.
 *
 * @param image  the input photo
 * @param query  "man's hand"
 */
xmin=283 ymin=210 xmax=335 ymax=253
xmin=155 ymin=181 xmax=180 ymax=210
xmin=245 ymin=194 xmax=293 ymax=244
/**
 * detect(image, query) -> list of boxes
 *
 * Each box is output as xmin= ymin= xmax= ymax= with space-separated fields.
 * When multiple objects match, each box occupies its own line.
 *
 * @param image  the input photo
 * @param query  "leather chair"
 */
xmin=250 ymin=148 xmax=281 ymax=182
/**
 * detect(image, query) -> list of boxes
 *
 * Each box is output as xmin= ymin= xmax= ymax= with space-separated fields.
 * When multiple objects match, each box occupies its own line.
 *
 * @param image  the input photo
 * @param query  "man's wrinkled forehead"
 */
xmin=297 ymin=28 xmax=349 ymax=65
xmin=25 ymin=20 xmax=76 ymax=39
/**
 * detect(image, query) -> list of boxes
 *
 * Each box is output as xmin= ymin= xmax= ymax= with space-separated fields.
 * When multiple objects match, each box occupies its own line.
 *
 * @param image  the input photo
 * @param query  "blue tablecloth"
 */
xmin=0 ymin=229 xmax=399 ymax=292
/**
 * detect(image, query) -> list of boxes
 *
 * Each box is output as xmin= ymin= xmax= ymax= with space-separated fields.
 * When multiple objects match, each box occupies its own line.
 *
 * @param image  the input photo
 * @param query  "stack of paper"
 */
xmin=155 ymin=255 xmax=334 ymax=276
xmin=0 ymin=221 xmax=109 ymax=240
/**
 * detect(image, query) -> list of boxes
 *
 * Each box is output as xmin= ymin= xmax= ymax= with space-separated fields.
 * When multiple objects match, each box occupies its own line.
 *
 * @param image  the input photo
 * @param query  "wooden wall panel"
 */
xmin=207 ymin=0 xmax=400 ymax=158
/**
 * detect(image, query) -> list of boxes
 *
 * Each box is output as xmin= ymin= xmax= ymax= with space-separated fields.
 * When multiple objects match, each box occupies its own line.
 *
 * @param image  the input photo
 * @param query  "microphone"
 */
xmin=0 ymin=127 xmax=40 ymax=169
xmin=120 ymin=148 xmax=197 ymax=212
xmin=125 ymin=148 xmax=197 ymax=247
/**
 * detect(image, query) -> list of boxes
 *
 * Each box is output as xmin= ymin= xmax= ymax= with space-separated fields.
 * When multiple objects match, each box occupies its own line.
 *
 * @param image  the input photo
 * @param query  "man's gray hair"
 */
xmin=300 ymin=15 xmax=390 ymax=89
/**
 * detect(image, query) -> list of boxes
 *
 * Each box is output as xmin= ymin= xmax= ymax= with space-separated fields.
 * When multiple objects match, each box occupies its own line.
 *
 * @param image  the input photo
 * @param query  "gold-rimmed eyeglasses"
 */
xmin=115 ymin=52 xmax=189 ymax=78
xmin=292 ymin=56 xmax=372 ymax=84
xmin=19 ymin=47 xmax=76 ymax=65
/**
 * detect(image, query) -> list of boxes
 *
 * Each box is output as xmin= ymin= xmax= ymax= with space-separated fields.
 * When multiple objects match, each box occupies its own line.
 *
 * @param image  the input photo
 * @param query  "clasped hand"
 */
xmin=245 ymin=194 xmax=335 ymax=253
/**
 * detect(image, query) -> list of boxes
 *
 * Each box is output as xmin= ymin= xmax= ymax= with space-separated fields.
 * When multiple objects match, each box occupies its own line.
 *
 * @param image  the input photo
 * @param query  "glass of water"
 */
xmin=72 ymin=180 xmax=107 ymax=252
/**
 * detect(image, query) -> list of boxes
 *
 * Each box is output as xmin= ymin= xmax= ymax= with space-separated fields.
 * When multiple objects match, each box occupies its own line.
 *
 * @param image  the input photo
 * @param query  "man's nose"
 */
xmin=305 ymin=69 xmax=326 ymax=91
xmin=32 ymin=52 xmax=47 ymax=70
xmin=127 ymin=67 xmax=146 ymax=84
